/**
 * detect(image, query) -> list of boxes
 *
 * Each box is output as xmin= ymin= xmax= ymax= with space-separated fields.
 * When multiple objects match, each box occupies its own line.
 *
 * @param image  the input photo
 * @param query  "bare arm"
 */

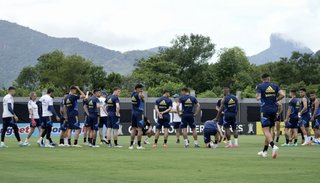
xmin=256 ymin=93 xmax=261 ymax=101
xmin=300 ymin=98 xmax=307 ymax=114
xmin=276 ymin=90 xmax=285 ymax=102
xmin=311 ymin=99 xmax=319 ymax=121
xmin=215 ymin=98 xmax=225 ymax=120
xmin=116 ymin=102 xmax=120 ymax=117
xmin=75 ymin=86 xmax=86 ymax=99
xmin=194 ymin=103 xmax=201 ymax=116
xmin=83 ymin=104 xmax=89 ymax=116
xmin=284 ymin=106 xmax=291 ymax=122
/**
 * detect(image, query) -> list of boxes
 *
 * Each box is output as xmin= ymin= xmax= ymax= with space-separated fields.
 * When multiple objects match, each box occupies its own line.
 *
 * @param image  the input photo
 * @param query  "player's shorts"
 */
xmin=156 ymin=114 xmax=170 ymax=129
xmin=223 ymin=112 xmax=237 ymax=130
xmin=67 ymin=115 xmax=81 ymax=130
xmin=218 ymin=115 xmax=224 ymax=126
xmin=41 ymin=116 xmax=52 ymax=129
xmin=275 ymin=115 xmax=281 ymax=122
xmin=312 ymin=116 xmax=320 ymax=129
xmin=98 ymin=116 xmax=108 ymax=128
xmin=59 ymin=117 xmax=67 ymax=131
xmin=142 ymin=127 xmax=149 ymax=135
xmin=203 ymin=128 xmax=217 ymax=144
xmin=131 ymin=111 xmax=144 ymax=128
xmin=84 ymin=115 xmax=90 ymax=127
xmin=30 ymin=118 xmax=41 ymax=127
xmin=107 ymin=115 xmax=120 ymax=129
xmin=181 ymin=114 xmax=196 ymax=129
xmin=171 ymin=122 xmax=181 ymax=129
xmin=260 ymin=112 xmax=276 ymax=128
xmin=285 ymin=117 xmax=299 ymax=129
xmin=88 ymin=115 xmax=99 ymax=131
xmin=300 ymin=114 xmax=311 ymax=128
xmin=2 ymin=117 xmax=18 ymax=128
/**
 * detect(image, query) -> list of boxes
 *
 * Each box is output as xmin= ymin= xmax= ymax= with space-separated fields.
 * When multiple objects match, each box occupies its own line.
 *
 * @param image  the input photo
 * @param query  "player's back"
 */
xmin=131 ymin=92 xmax=144 ymax=112
xmin=300 ymin=96 xmax=310 ymax=116
xmin=223 ymin=95 xmax=238 ymax=114
xmin=156 ymin=96 xmax=172 ymax=112
xmin=256 ymin=82 xmax=280 ymax=113
xmin=289 ymin=97 xmax=300 ymax=118
xmin=65 ymin=94 xmax=79 ymax=115
xmin=204 ymin=121 xmax=217 ymax=130
xmin=88 ymin=96 xmax=99 ymax=116
xmin=179 ymin=95 xmax=198 ymax=114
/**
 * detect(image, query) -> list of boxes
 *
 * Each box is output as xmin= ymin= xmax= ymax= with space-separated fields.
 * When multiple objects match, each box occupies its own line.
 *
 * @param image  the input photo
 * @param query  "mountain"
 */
xmin=248 ymin=33 xmax=313 ymax=65
xmin=0 ymin=20 xmax=160 ymax=87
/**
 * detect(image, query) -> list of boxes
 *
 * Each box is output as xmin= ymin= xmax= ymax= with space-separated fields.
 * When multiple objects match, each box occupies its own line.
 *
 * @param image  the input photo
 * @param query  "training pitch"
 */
xmin=0 ymin=136 xmax=318 ymax=183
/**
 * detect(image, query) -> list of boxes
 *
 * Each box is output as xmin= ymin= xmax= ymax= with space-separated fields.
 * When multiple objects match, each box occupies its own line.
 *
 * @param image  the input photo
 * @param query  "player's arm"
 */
xmin=48 ymin=105 xmax=60 ymax=121
xmin=255 ymin=85 xmax=261 ymax=101
xmin=139 ymin=91 xmax=145 ymax=101
xmin=8 ymin=103 xmax=19 ymax=121
xmin=194 ymin=102 xmax=201 ymax=117
xmin=284 ymin=104 xmax=291 ymax=123
xmin=75 ymin=86 xmax=86 ymax=99
xmin=214 ymin=98 xmax=225 ymax=120
xmin=116 ymin=102 xmax=120 ymax=117
xmin=154 ymin=104 xmax=161 ymax=116
xmin=311 ymin=99 xmax=319 ymax=121
xmin=277 ymin=102 xmax=282 ymax=117
xmin=276 ymin=89 xmax=285 ymax=102
xmin=300 ymin=98 xmax=307 ymax=114
xmin=162 ymin=106 xmax=172 ymax=114
xmin=83 ymin=103 xmax=90 ymax=116
xmin=28 ymin=103 xmax=33 ymax=119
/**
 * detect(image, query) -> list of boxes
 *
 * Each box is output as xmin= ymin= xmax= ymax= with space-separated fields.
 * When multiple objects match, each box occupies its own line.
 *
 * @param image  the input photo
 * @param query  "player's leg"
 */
xmin=135 ymin=113 xmax=145 ymax=149
xmin=163 ymin=115 xmax=170 ymax=147
xmin=173 ymin=122 xmax=181 ymax=143
xmin=223 ymin=115 xmax=232 ymax=148
xmin=0 ymin=118 xmax=10 ymax=147
xmin=112 ymin=116 xmax=121 ymax=147
xmin=275 ymin=121 xmax=281 ymax=143
xmin=180 ymin=115 xmax=189 ymax=147
xmin=259 ymin=113 xmax=278 ymax=158
xmin=282 ymin=127 xmax=290 ymax=146
xmin=106 ymin=116 xmax=113 ymax=147
xmin=91 ymin=117 xmax=99 ymax=147
xmin=153 ymin=128 xmax=161 ymax=148
xmin=188 ymin=115 xmax=198 ymax=147
xmin=25 ymin=126 xmax=35 ymax=144
xmin=232 ymin=120 xmax=239 ymax=147
xmin=73 ymin=116 xmax=81 ymax=146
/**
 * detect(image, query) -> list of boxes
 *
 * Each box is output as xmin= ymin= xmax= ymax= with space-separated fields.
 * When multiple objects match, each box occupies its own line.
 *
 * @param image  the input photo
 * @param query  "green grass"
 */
xmin=0 ymin=135 xmax=319 ymax=183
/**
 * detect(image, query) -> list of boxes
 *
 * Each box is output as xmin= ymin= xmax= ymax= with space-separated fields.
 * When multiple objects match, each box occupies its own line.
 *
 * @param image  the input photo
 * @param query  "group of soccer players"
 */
xmin=1 ymin=74 xmax=320 ymax=159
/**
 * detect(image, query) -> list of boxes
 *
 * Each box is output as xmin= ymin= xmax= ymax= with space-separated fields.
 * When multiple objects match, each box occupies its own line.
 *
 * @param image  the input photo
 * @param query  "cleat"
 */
xmin=88 ymin=144 xmax=93 ymax=147
xmin=45 ymin=144 xmax=54 ymax=148
xmin=223 ymin=140 xmax=228 ymax=144
xmin=184 ymin=144 xmax=189 ymax=148
xmin=58 ymin=144 xmax=65 ymax=147
xmin=176 ymin=139 xmax=180 ymax=144
xmin=194 ymin=144 xmax=200 ymax=148
xmin=137 ymin=146 xmax=145 ymax=150
xmin=0 ymin=142 xmax=8 ymax=148
xmin=152 ymin=144 xmax=157 ymax=148
xmin=233 ymin=144 xmax=239 ymax=148
xmin=257 ymin=151 xmax=268 ymax=158
xmin=129 ymin=145 xmax=134 ymax=150
xmin=107 ymin=143 xmax=113 ymax=148
xmin=292 ymin=143 xmax=298 ymax=147
xmin=212 ymin=144 xmax=218 ymax=149
xmin=301 ymin=141 xmax=309 ymax=146
xmin=225 ymin=144 xmax=233 ymax=148
xmin=50 ymin=142 xmax=57 ymax=146
xmin=144 ymin=141 xmax=150 ymax=145
xmin=72 ymin=144 xmax=82 ymax=148
xmin=163 ymin=144 xmax=168 ymax=148
xmin=83 ymin=142 xmax=89 ymax=146
xmin=114 ymin=145 xmax=123 ymax=148
xmin=91 ymin=145 xmax=100 ymax=148
xmin=20 ymin=142 xmax=30 ymax=147
xmin=64 ymin=144 xmax=71 ymax=147
xmin=272 ymin=146 xmax=279 ymax=159
xmin=281 ymin=143 xmax=289 ymax=147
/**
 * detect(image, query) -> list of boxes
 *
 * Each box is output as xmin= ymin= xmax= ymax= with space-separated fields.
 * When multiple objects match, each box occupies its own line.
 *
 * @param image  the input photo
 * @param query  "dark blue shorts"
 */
xmin=2 ymin=117 xmax=18 ymax=128
xmin=181 ymin=114 xmax=196 ymax=129
xmin=98 ymin=116 xmax=108 ymax=128
xmin=30 ymin=118 xmax=41 ymax=127
xmin=41 ymin=117 xmax=52 ymax=129
xmin=300 ymin=115 xmax=310 ymax=128
xmin=285 ymin=117 xmax=299 ymax=129
xmin=203 ymin=128 xmax=217 ymax=144
xmin=156 ymin=114 xmax=170 ymax=129
xmin=260 ymin=112 xmax=276 ymax=128
xmin=171 ymin=122 xmax=181 ymax=129
xmin=131 ymin=111 xmax=144 ymax=128
xmin=59 ymin=117 xmax=67 ymax=131
xmin=88 ymin=116 xmax=99 ymax=131
xmin=67 ymin=115 xmax=81 ymax=130
xmin=84 ymin=115 xmax=90 ymax=127
xmin=223 ymin=113 xmax=237 ymax=130
xmin=218 ymin=115 xmax=224 ymax=126
xmin=107 ymin=115 xmax=120 ymax=129
xmin=312 ymin=116 xmax=320 ymax=129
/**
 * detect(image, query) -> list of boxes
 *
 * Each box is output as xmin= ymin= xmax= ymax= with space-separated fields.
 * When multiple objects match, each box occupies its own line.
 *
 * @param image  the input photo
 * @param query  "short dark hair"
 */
xmin=70 ymin=85 xmax=77 ymax=90
xmin=8 ymin=86 xmax=16 ymax=91
xmin=309 ymin=90 xmax=316 ymax=95
xmin=163 ymin=89 xmax=170 ymax=94
xmin=47 ymin=88 xmax=54 ymax=94
xmin=93 ymin=89 xmax=101 ymax=93
xmin=135 ymin=84 xmax=144 ymax=90
xmin=113 ymin=87 xmax=121 ymax=92
xmin=290 ymin=89 xmax=297 ymax=93
xmin=300 ymin=88 xmax=306 ymax=92
xmin=261 ymin=73 xmax=270 ymax=79
xmin=181 ymin=87 xmax=190 ymax=93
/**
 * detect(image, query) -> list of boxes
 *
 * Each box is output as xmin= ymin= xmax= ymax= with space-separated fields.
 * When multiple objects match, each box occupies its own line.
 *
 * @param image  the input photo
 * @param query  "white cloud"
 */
xmin=0 ymin=0 xmax=319 ymax=55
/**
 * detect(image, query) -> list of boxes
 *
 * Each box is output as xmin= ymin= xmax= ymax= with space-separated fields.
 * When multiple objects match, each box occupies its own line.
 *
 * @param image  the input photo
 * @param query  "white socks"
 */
xmin=234 ymin=138 xmax=238 ymax=145
xmin=194 ymin=140 xmax=198 ymax=145
xmin=184 ymin=139 xmax=189 ymax=145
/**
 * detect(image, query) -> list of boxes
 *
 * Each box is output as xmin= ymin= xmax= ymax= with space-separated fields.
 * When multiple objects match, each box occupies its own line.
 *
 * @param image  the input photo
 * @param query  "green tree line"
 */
xmin=1 ymin=34 xmax=320 ymax=97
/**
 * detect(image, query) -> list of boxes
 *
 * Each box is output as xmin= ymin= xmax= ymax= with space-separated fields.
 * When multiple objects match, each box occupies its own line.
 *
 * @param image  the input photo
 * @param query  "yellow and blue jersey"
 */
xmin=256 ymin=82 xmax=280 ymax=113
xmin=131 ymin=92 xmax=144 ymax=112
xmin=88 ymin=96 xmax=99 ymax=117
xmin=64 ymin=94 xmax=80 ymax=116
xmin=289 ymin=97 xmax=300 ymax=119
xmin=223 ymin=95 xmax=238 ymax=114
xmin=155 ymin=96 xmax=172 ymax=113
xmin=179 ymin=95 xmax=198 ymax=115
xmin=106 ymin=95 xmax=120 ymax=116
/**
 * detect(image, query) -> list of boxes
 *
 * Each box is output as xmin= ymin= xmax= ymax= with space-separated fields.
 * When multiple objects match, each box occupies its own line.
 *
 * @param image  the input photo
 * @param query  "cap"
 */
xmin=173 ymin=94 xmax=179 ymax=98
xmin=101 ymin=91 xmax=108 ymax=96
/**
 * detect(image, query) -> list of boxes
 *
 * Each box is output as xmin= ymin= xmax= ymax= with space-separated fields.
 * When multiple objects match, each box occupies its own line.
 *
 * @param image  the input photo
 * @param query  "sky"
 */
xmin=0 ymin=0 xmax=319 ymax=56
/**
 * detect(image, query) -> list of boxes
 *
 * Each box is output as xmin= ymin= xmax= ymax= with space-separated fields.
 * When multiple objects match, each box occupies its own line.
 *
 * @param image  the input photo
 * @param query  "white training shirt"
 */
xmin=39 ymin=94 xmax=53 ymax=117
xmin=28 ymin=100 xmax=40 ymax=119
xmin=99 ymin=96 xmax=108 ymax=117
xmin=2 ymin=94 xmax=14 ymax=118
xmin=172 ymin=101 xmax=182 ymax=122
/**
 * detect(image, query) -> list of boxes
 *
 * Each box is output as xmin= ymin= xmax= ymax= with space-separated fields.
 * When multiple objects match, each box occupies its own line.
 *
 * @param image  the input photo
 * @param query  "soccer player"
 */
xmin=310 ymin=91 xmax=320 ymax=142
xmin=274 ymin=101 xmax=283 ymax=143
xmin=87 ymin=89 xmax=101 ymax=147
xmin=105 ymin=87 xmax=122 ymax=148
xmin=256 ymin=74 xmax=284 ymax=159
xmin=58 ymin=93 xmax=68 ymax=147
xmin=153 ymin=90 xmax=172 ymax=148
xmin=129 ymin=84 xmax=145 ymax=150
xmin=98 ymin=91 xmax=108 ymax=145
xmin=142 ymin=116 xmax=155 ymax=144
xmin=64 ymin=86 xmax=86 ymax=147
xmin=215 ymin=86 xmax=239 ymax=148
xmin=0 ymin=87 xmax=28 ymax=148
xmin=203 ymin=120 xmax=223 ymax=149
xmin=170 ymin=94 xmax=182 ymax=143
xmin=39 ymin=88 xmax=60 ymax=147
xmin=83 ymin=91 xmax=92 ymax=145
xmin=216 ymin=98 xmax=226 ymax=142
xmin=24 ymin=92 xmax=42 ymax=145
xmin=281 ymin=90 xmax=299 ymax=147
xmin=299 ymin=88 xmax=311 ymax=146
xmin=177 ymin=87 xmax=201 ymax=148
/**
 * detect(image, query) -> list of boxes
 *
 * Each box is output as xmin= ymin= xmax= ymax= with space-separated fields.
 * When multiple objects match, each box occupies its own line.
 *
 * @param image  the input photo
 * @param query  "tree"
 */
xmin=15 ymin=66 xmax=40 ymax=90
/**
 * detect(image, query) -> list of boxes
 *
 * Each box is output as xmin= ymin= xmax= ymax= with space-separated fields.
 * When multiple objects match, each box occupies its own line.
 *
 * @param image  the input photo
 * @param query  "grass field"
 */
xmin=0 ymin=135 xmax=319 ymax=183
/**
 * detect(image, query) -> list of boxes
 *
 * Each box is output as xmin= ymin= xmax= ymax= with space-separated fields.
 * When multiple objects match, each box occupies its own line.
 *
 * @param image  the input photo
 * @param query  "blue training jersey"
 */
xmin=106 ymin=95 xmax=120 ymax=115
xmin=256 ymin=82 xmax=280 ymax=113
xmin=155 ymin=96 xmax=172 ymax=114
xmin=64 ymin=94 xmax=80 ymax=115
xmin=87 ymin=96 xmax=100 ymax=117
xmin=204 ymin=121 xmax=218 ymax=130
xmin=289 ymin=97 xmax=300 ymax=118
xmin=300 ymin=97 xmax=310 ymax=117
xmin=311 ymin=99 xmax=320 ymax=117
xmin=131 ymin=92 xmax=144 ymax=112
xmin=223 ymin=95 xmax=238 ymax=114
xmin=179 ymin=95 xmax=198 ymax=114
